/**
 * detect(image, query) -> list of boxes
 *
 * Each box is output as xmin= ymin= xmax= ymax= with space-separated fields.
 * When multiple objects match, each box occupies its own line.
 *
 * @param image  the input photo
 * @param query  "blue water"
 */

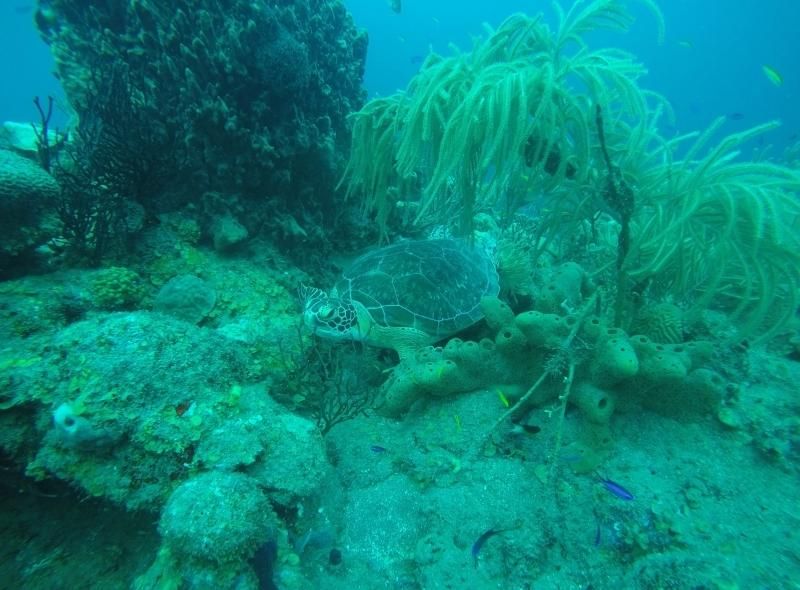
xmin=4 ymin=1 xmax=798 ymax=151
xmin=347 ymin=0 xmax=800 ymax=153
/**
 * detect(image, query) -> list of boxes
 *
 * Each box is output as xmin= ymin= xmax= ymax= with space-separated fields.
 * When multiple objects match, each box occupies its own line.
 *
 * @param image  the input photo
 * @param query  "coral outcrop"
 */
xmin=36 ymin=0 xmax=367 ymax=241
xmin=0 ymin=149 xmax=60 ymax=263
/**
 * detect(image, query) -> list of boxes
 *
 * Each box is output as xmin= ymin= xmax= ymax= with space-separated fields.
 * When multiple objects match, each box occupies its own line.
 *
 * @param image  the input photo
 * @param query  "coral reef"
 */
xmin=35 ymin=0 xmax=367 ymax=241
xmin=341 ymin=3 xmax=800 ymax=344
xmin=1 ymin=1 xmax=798 ymax=588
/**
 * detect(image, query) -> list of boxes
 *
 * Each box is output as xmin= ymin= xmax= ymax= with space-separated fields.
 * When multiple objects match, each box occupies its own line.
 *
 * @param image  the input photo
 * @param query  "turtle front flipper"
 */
xmin=369 ymin=324 xmax=433 ymax=361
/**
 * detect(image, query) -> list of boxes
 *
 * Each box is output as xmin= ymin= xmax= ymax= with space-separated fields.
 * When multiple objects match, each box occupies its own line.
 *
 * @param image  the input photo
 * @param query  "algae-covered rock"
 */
xmin=37 ymin=0 xmax=367 ymax=221
xmin=246 ymin=410 xmax=329 ymax=503
xmin=24 ymin=312 xmax=250 ymax=510
xmin=159 ymin=471 xmax=276 ymax=563
xmin=211 ymin=214 xmax=249 ymax=252
xmin=90 ymin=266 xmax=147 ymax=311
xmin=154 ymin=274 xmax=216 ymax=324
xmin=196 ymin=390 xmax=330 ymax=505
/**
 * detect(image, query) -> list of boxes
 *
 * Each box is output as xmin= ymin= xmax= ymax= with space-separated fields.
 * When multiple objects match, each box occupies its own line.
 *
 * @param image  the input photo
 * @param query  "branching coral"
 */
xmin=341 ymin=0 xmax=664 ymax=236
xmin=623 ymin=119 xmax=800 ymax=342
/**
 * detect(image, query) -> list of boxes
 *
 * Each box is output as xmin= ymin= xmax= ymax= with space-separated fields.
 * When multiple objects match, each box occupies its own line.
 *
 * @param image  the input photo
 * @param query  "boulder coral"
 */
xmin=0 ymin=149 xmax=60 ymax=261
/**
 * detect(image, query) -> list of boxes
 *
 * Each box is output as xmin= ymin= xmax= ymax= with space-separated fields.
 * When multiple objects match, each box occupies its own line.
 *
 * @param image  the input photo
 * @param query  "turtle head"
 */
xmin=299 ymin=284 xmax=369 ymax=342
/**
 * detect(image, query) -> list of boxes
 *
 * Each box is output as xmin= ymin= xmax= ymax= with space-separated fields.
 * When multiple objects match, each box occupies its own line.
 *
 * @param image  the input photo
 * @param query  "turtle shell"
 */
xmin=335 ymin=239 xmax=499 ymax=340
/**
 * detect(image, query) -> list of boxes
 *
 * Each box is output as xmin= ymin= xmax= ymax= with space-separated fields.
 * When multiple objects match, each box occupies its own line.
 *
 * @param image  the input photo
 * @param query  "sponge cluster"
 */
xmin=380 ymin=296 xmax=716 ymax=420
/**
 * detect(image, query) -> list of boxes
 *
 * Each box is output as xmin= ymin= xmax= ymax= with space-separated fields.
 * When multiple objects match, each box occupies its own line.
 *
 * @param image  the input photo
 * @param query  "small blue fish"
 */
xmin=370 ymin=444 xmax=387 ymax=453
xmin=471 ymin=528 xmax=501 ymax=567
xmin=471 ymin=525 xmax=519 ymax=567
xmin=599 ymin=476 xmax=634 ymax=500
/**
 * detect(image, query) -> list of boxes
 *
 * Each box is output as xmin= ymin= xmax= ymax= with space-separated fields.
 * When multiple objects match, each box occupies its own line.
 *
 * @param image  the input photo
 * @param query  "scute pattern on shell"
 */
xmin=336 ymin=239 xmax=499 ymax=339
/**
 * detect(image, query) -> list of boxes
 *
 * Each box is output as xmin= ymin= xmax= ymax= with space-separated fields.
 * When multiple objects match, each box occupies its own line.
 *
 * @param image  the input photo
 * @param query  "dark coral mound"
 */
xmin=35 ymin=0 xmax=367 ymax=218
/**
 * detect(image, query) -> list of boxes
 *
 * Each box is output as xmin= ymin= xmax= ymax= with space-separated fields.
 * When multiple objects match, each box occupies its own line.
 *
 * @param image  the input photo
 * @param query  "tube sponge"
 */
xmin=52 ymin=402 xmax=114 ymax=448
xmin=380 ymin=358 xmax=470 ymax=416
xmin=535 ymin=262 xmax=590 ymax=313
xmin=572 ymin=383 xmax=616 ymax=424
xmin=630 ymin=336 xmax=689 ymax=383
xmin=380 ymin=338 xmax=504 ymax=416
xmin=639 ymin=351 xmax=688 ymax=382
xmin=515 ymin=310 xmax=572 ymax=348
xmin=494 ymin=325 xmax=528 ymax=358
xmin=630 ymin=335 xmax=716 ymax=383
xmin=480 ymin=296 xmax=515 ymax=330
xmin=412 ymin=359 xmax=468 ymax=396
xmin=591 ymin=335 xmax=639 ymax=386
xmin=443 ymin=338 xmax=489 ymax=367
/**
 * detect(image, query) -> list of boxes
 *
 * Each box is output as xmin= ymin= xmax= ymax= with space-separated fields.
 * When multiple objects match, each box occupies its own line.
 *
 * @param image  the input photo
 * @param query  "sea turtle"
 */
xmin=301 ymin=239 xmax=499 ymax=358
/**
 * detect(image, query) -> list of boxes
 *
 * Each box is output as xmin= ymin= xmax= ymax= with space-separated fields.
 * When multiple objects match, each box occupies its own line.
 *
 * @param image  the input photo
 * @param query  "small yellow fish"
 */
xmin=454 ymin=414 xmax=462 ymax=431
xmin=497 ymin=389 xmax=510 ymax=408
xmin=676 ymin=39 xmax=693 ymax=49
xmin=762 ymin=64 xmax=783 ymax=87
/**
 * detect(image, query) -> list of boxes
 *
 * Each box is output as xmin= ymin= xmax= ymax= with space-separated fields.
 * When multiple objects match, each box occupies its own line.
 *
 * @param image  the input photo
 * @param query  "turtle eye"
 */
xmin=318 ymin=305 xmax=334 ymax=320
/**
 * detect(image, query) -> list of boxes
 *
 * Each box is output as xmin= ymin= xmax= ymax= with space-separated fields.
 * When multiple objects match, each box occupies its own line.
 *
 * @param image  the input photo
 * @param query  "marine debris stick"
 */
xmin=478 ymin=293 xmax=598 ymax=453
xmin=595 ymin=104 xmax=636 ymax=328
xmin=32 ymin=95 xmax=54 ymax=172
